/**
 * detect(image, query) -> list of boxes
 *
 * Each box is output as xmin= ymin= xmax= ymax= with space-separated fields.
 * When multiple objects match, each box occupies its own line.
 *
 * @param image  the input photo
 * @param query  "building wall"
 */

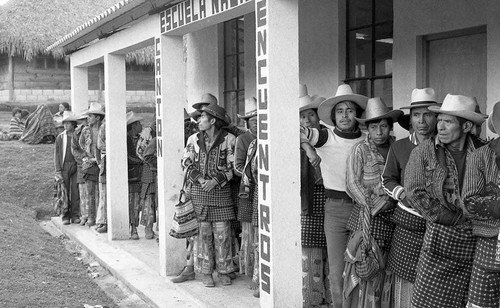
xmin=185 ymin=25 xmax=222 ymax=110
xmin=299 ymin=0 xmax=342 ymax=98
xmin=244 ymin=12 xmax=256 ymax=99
xmin=393 ymin=0 xmax=500 ymax=138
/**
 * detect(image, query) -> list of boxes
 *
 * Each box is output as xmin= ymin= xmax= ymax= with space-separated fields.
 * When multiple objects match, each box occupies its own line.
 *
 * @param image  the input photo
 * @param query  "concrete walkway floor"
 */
xmin=51 ymin=217 xmax=260 ymax=308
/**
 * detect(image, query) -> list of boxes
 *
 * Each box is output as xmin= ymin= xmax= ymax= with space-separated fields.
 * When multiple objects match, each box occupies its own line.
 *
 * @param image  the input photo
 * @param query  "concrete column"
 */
xmin=256 ymin=0 xmax=302 ymax=306
xmin=104 ymin=53 xmax=129 ymax=240
xmin=70 ymin=65 xmax=89 ymax=113
xmin=155 ymin=35 xmax=187 ymax=276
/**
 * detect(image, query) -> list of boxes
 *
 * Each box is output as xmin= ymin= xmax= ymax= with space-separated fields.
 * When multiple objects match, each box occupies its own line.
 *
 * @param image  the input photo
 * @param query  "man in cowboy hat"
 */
xmin=300 ymin=83 xmax=367 ymax=308
xmin=95 ymin=121 xmax=107 ymax=234
xmin=126 ymin=111 xmax=144 ymax=240
xmin=54 ymin=111 xmax=80 ymax=225
xmin=404 ymin=94 xmax=486 ymax=308
xmin=344 ymin=97 xmax=403 ymax=306
xmin=380 ymin=88 xmax=439 ymax=305
xmin=79 ymin=103 xmax=105 ymax=227
xmin=71 ymin=110 xmax=89 ymax=225
xmin=298 ymin=84 xmax=331 ymax=307
xmin=182 ymin=101 xmax=237 ymax=287
xmin=462 ymin=100 xmax=500 ymax=308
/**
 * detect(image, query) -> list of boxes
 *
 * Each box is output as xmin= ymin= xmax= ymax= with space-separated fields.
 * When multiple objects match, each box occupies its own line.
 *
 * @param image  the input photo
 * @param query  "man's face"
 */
xmin=436 ymin=114 xmax=464 ymax=145
xmin=134 ymin=121 xmax=143 ymax=136
xmin=198 ymin=112 xmax=213 ymax=132
xmin=411 ymin=107 xmax=437 ymax=137
xmin=334 ymin=101 xmax=357 ymax=131
xmin=248 ymin=116 xmax=258 ymax=135
xmin=300 ymin=109 xmax=320 ymax=129
xmin=367 ymin=119 xmax=391 ymax=145
xmin=59 ymin=104 xmax=66 ymax=113
xmin=63 ymin=122 xmax=75 ymax=132
xmin=88 ymin=114 xmax=98 ymax=126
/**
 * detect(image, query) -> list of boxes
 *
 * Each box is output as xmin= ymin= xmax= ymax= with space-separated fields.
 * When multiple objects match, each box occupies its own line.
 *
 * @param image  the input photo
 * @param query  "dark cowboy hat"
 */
xmin=197 ymin=102 xmax=229 ymax=126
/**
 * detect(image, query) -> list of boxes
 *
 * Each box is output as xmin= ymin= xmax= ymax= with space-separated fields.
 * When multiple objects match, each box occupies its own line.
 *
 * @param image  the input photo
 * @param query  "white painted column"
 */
xmin=104 ymin=53 xmax=130 ymax=240
xmin=155 ymin=35 xmax=187 ymax=276
xmin=70 ymin=65 xmax=89 ymax=113
xmin=256 ymin=0 xmax=302 ymax=306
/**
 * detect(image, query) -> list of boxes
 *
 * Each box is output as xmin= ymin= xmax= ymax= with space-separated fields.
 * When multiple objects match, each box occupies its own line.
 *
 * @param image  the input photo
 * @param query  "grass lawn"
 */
xmin=0 ymin=140 xmax=117 ymax=307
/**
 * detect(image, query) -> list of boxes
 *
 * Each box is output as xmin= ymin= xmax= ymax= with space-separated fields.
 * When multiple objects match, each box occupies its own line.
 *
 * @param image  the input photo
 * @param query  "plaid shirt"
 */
xmin=405 ymin=135 xmax=482 ymax=225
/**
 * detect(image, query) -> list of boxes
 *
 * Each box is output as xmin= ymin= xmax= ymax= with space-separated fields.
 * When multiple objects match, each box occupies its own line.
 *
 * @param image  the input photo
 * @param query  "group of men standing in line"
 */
xmin=54 ymin=103 xmax=158 ymax=240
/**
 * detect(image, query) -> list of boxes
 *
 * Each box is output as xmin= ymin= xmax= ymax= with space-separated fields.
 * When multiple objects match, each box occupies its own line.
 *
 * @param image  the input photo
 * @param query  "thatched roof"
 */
xmin=0 ymin=0 xmax=154 ymax=64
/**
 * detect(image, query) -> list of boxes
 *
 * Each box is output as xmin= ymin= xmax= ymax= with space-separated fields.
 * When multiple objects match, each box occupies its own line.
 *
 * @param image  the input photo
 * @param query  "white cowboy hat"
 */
xmin=238 ymin=97 xmax=257 ymax=119
xmin=192 ymin=93 xmax=217 ymax=110
xmin=318 ymin=84 xmax=368 ymax=126
xmin=61 ymin=111 xmax=78 ymax=122
xmin=76 ymin=110 xmax=88 ymax=120
xmin=400 ymin=88 xmax=439 ymax=109
xmin=126 ymin=111 xmax=143 ymax=126
xmin=355 ymin=97 xmax=403 ymax=124
xmin=487 ymin=101 xmax=500 ymax=134
xmin=428 ymin=94 xmax=487 ymax=125
xmin=87 ymin=102 xmax=105 ymax=116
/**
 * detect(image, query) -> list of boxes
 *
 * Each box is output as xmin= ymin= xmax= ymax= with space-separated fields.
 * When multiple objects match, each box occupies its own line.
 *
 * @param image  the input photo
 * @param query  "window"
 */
xmin=223 ymin=17 xmax=245 ymax=126
xmin=346 ymin=0 xmax=393 ymax=106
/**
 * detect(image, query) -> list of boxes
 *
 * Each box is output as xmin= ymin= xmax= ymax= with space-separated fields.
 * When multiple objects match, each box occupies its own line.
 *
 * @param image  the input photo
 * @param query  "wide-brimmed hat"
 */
xmin=428 ymin=94 xmax=487 ymax=126
xmin=487 ymin=101 xmax=500 ymax=134
xmin=76 ymin=110 xmax=88 ymax=120
xmin=355 ymin=97 xmax=403 ymax=124
xmin=238 ymin=97 xmax=257 ymax=119
xmin=318 ymin=84 xmax=368 ymax=126
xmin=190 ymin=110 xmax=201 ymax=120
xmin=192 ymin=93 xmax=217 ymax=110
xmin=401 ymin=88 xmax=439 ymax=110
xmin=61 ymin=111 xmax=78 ymax=123
xmin=87 ymin=102 xmax=105 ymax=116
xmin=126 ymin=111 xmax=143 ymax=126
xmin=198 ymin=102 xmax=229 ymax=126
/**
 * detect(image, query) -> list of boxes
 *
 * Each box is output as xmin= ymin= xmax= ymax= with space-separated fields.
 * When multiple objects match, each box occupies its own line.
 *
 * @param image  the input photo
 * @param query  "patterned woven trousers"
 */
xmin=193 ymin=221 xmax=237 ymax=275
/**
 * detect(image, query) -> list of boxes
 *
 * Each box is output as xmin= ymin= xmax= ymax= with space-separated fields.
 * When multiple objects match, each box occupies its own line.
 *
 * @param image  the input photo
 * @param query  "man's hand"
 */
xmin=55 ymin=173 xmax=63 ymax=182
xmin=302 ymin=143 xmax=321 ymax=167
xmin=201 ymin=179 xmax=218 ymax=192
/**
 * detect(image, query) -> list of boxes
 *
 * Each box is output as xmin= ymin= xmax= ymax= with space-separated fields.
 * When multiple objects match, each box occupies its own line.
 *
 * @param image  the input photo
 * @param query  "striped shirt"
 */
xmin=346 ymin=134 xmax=395 ymax=215
xmin=9 ymin=117 xmax=24 ymax=135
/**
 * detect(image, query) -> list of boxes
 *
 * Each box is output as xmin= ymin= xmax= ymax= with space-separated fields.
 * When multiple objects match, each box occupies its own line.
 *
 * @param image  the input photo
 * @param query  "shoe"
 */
xmin=96 ymin=224 xmax=107 ymax=233
xmin=202 ymin=274 xmax=215 ymax=287
xmin=171 ymin=266 xmax=195 ymax=283
xmin=86 ymin=220 xmax=96 ymax=227
xmin=62 ymin=219 xmax=70 ymax=225
xmin=218 ymin=273 xmax=232 ymax=286
xmin=72 ymin=218 xmax=81 ymax=224
xmin=145 ymin=227 xmax=154 ymax=239
xmin=228 ymin=272 xmax=237 ymax=280
xmin=130 ymin=226 xmax=139 ymax=240
xmin=79 ymin=218 xmax=88 ymax=226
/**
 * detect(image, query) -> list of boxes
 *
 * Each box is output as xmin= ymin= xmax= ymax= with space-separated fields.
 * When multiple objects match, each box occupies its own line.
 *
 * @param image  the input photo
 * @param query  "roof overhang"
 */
xmin=47 ymin=0 xmax=177 ymax=54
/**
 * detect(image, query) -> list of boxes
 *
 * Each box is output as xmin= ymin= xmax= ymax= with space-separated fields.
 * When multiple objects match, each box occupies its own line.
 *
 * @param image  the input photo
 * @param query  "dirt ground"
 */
xmin=0 ymin=140 xmax=120 ymax=307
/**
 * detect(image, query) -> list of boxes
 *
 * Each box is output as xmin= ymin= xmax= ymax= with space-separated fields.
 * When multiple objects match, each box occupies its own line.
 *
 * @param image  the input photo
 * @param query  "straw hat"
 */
xmin=355 ymin=97 xmax=403 ymax=124
xmin=192 ymin=93 xmax=217 ymax=110
xmin=87 ymin=102 xmax=105 ymax=116
xmin=428 ymin=94 xmax=487 ymax=125
xmin=61 ymin=111 xmax=78 ymax=122
xmin=238 ymin=97 xmax=257 ymax=119
xmin=126 ymin=111 xmax=143 ymax=126
xmin=318 ymin=84 xmax=368 ymax=126
xmin=487 ymin=101 xmax=500 ymax=134
xmin=76 ymin=110 xmax=88 ymax=120
xmin=198 ymin=101 xmax=229 ymax=126
xmin=401 ymin=88 xmax=439 ymax=109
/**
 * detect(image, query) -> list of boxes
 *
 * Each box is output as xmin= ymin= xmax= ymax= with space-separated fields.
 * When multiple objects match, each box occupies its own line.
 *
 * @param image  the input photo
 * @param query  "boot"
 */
xmin=96 ymin=224 xmax=107 ymax=233
xmin=130 ymin=225 xmax=139 ymax=240
xmin=145 ymin=221 xmax=154 ymax=239
xmin=170 ymin=265 xmax=195 ymax=283
xmin=202 ymin=273 xmax=215 ymax=287
xmin=79 ymin=218 xmax=88 ymax=226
